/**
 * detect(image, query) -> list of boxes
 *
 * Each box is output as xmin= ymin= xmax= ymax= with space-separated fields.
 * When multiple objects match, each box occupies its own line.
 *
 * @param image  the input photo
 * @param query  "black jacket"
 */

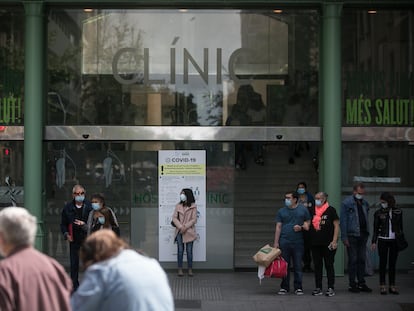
xmin=372 ymin=207 xmax=403 ymax=243
xmin=60 ymin=199 xmax=92 ymax=244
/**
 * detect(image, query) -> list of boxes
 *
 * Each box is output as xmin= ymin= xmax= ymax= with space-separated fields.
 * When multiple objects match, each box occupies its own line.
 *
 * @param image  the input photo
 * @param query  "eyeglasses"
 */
xmin=73 ymin=192 xmax=85 ymax=195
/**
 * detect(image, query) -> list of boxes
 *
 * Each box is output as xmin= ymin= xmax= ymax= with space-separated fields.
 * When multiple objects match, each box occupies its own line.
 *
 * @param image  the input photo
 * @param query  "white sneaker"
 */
xmin=312 ymin=288 xmax=323 ymax=296
xmin=295 ymin=289 xmax=304 ymax=295
xmin=326 ymin=288 xmax=335 ymax=297
xmin=277 ymin=288 xmax=288 ymax=295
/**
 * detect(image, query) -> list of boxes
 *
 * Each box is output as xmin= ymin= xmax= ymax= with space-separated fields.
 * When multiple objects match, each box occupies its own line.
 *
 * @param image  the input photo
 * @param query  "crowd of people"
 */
xmin=273 ymin=182 xmax=406 ymax=297
xmin=0 ymin=181 xmax=407 ymax=310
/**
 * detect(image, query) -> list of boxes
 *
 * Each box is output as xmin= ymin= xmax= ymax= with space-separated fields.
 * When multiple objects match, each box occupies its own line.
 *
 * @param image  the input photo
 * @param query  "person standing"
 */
xmin=309 ymin=192 xmax=339 ymax=297
xmin=90 ymin=207 xmax=120 ymax=236
xmin=371 ymin=192 xmax=404 ymax=295
xmin=71 ymin=229 xmax=174 ymax=311
xmin=340 ymin=182 xmax=372 ymax=293
xmin=171 ymin=188 xmax=198 ymax=277
xmin=0 ymin=207 xmax=72 ymax=311
xmin=297 ymin=181 xmax=315 ymax=272
xmin=274 ymin=190 xmax=311 ymax=295
xmin=60 ymin=184 xmax=92 ymax=290
xmin=86 ymin=193 xmax=120 ymax=236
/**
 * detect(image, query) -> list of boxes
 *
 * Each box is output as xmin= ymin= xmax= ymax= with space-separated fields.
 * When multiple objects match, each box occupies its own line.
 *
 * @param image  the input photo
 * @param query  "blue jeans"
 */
xmin=279 ymin=241 xmax=304 ymax=291
xmin=346 ymin=233 xmax=368 ymax=287
xmin=176 ymin=233 xmax=194 ymax=268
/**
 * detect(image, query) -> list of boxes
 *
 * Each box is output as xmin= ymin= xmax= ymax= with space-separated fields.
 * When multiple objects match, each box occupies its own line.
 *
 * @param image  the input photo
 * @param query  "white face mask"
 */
xmin=380 ymin=202 xmax=388 ymax=209
xmin=355 ymin=194 xmax=363 ymax=200
xmin=180 ymin=193 xmax=187 ymax=202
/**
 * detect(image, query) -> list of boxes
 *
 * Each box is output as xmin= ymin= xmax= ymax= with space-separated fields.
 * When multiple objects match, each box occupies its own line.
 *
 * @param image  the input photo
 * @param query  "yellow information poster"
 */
xmin=158 ymin=150 xmax=206 ymax=262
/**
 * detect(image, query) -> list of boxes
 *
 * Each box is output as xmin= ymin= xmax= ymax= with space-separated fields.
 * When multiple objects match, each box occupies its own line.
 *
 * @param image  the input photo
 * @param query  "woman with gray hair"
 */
xmin=0 ymin=206 xmax=72 ymax=311
xmin=309 ymin=192 xmax=340 ymax=297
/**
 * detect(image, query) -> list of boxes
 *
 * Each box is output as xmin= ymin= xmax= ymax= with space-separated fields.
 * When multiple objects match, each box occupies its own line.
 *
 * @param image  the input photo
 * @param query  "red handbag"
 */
xmin=264 ymin=256 xmax=288 ymax=278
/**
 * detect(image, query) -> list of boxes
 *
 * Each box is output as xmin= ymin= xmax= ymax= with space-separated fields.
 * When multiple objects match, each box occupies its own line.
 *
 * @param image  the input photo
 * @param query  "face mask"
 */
xmin=284 ymin=199 xmax=292 ymax=207
xmin=92 ymin=203 xmax=101 ymax=210
xmin=315 ymin=199 xmax=322 ymax=206
xmin=98 ymin=216 xmax=105 ymax=225
xmin=75 ymin=195 xmax=85 ymax=202
xmin=354 ymin=194 xmax=363 ymax=200
xmin=380 ymin=202 xmax=388 ymax=209
xmin=297 ymin=188 xmax=305 ymax=195
xmin=180 ymin=193 xmax=187 ymax=202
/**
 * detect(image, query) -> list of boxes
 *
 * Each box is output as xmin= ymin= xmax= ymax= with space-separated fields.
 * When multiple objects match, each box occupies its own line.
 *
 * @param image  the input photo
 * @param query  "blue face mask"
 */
xmin=315 ymin=199 xmax=322 ymax=206
xmin=297 ymin=188 xmax=305 ymax=195
xmin=75 ymin=195 xmax=85 ymax=202
xmin=285 ymin=199 xmax=292 ymax=207
xmin=98 ymin=216 xmax=105 ymax=225
xmin=92 ymin=203 xmax=101 ymax=210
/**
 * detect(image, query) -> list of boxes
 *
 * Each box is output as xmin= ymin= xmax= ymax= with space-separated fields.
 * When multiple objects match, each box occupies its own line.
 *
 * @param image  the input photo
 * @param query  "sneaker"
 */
xmin=348 ymin=286 xmax=360 ymax=293
xmin=295 ymin=289 xmax=304 ymax=295
xmin=278 ymin=289 xmax=288 ymax=295
xmin=326 ymin=288 xmax=335 ymax=297
xmin=358 ymin=284 xmax=372 ymax=293
xmin=312 ymin=288 xmax=323 ymax=296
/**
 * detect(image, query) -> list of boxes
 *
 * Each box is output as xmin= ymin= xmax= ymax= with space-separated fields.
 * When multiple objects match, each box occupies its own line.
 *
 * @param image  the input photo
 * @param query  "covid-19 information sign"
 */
xmin=158 ymin=150 xmax=206 ymax=262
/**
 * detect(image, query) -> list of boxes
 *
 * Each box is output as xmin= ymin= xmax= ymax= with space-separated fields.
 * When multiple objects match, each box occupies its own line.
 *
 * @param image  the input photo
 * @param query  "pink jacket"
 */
xmin=172 ymin=202 xmax=197 ymax=243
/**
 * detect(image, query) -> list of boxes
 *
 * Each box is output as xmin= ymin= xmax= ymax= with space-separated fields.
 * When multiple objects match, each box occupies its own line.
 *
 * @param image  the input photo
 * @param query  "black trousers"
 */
xmin=311 ymin=245 xmax=336 ymax=289
xmin=378 ymin=239 xmax=399 ymax=286
xmin=69 ymin=242 xmax=81 ymax=290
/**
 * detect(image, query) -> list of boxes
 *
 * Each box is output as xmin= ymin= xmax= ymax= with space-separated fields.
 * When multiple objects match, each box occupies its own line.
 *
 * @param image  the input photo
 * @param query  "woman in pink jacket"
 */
xmin=171 ymin=188 xmax=198 ymax=277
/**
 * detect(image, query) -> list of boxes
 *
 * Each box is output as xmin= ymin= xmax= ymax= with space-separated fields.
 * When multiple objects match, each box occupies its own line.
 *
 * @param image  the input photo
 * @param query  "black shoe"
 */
xmin=389 ymin=287 xmax=399 ymax=295
xmin=358 ymin=284 xmax=372 ymax=293
xmin=348 ymin=286 xmax=360 ymax=293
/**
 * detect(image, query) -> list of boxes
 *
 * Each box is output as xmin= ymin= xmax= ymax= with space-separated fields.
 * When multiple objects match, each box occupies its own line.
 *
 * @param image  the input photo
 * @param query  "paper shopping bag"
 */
xmin=252 ymin=244 xmax=281 ymax=267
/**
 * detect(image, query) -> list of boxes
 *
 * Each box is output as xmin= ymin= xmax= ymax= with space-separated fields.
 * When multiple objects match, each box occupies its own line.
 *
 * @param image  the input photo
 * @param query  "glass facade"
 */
xmin=342 ymin=10 xmax=414 ymax=127
xmin=0 ymin=4 xmax=413 ymax=270
xmin=47 ymin=9 xmax=319 ymax=126
xmin=341 ymin=9 xmax=414 ymax=199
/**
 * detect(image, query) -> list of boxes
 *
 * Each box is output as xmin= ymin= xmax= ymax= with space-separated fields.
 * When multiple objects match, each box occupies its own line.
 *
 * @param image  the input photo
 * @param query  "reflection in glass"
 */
xmin=47 ymin=9 xmax=319 ymax=126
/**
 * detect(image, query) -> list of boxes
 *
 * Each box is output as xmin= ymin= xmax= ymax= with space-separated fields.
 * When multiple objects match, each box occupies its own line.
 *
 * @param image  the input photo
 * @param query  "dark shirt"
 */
xmin=60 ymin=200 xmax=92 ymax=245
xmin=309 ymin=206 xmax=339 ymax=246
xmin=356 ymin=198 xmax=367 ymax=233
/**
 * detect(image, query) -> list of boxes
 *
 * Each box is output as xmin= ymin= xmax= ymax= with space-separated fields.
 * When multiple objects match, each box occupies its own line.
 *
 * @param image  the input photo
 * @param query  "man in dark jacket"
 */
xmin=340 ymin=182 xmax=372 ymax=293
xmin=60 ymin=184 xmax=92 ymax=290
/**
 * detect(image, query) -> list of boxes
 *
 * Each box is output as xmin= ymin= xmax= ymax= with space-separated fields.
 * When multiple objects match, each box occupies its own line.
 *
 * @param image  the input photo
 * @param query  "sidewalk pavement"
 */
xmin=167 ymin=270 xmax=414 ymax=311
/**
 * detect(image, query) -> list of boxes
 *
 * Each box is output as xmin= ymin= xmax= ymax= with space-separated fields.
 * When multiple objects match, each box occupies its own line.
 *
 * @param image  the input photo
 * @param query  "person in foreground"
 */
xmin=340 ymin=182 xmax=372 ymax=293
xmin=0 ymin=206 xmax=72 ymax=311
xmin=371 ymin=192 xmax=404 ymax=295
xmin=71 ymin=229 xmax=174 ymax=311
xmin=309 ymin=192 xmax=339 ymax=297
xmin=274 ymin=190 xmax=311 ymax=295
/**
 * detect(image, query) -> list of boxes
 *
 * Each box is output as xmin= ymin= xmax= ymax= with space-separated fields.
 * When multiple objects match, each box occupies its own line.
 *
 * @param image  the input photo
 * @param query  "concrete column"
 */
xmin=321 ymin=2 xmax=343 ymax=275
xmin=24 ymin=1 xmax=45 ymax=251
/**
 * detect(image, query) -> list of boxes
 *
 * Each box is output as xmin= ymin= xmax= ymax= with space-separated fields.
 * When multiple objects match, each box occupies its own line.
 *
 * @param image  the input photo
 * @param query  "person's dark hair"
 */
xmin=182 ymin=188 xmax=196 ymax=206
xmin=353 ymin=182 xmax=365 ymax=191
xmin=80 ymin=229 xmax=128 ymax=269
xmin=297 ymin=181 xmax=307 ymax=189
xmin=91 ymin=193 xmax=106 ymax=206
xmin=99 ymin=207 xmax=116 ymax=227
xmin=286 ymin=190 xmax=299 ymax=200
xmin=380 ymin=192 xmax=396 ymax=208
